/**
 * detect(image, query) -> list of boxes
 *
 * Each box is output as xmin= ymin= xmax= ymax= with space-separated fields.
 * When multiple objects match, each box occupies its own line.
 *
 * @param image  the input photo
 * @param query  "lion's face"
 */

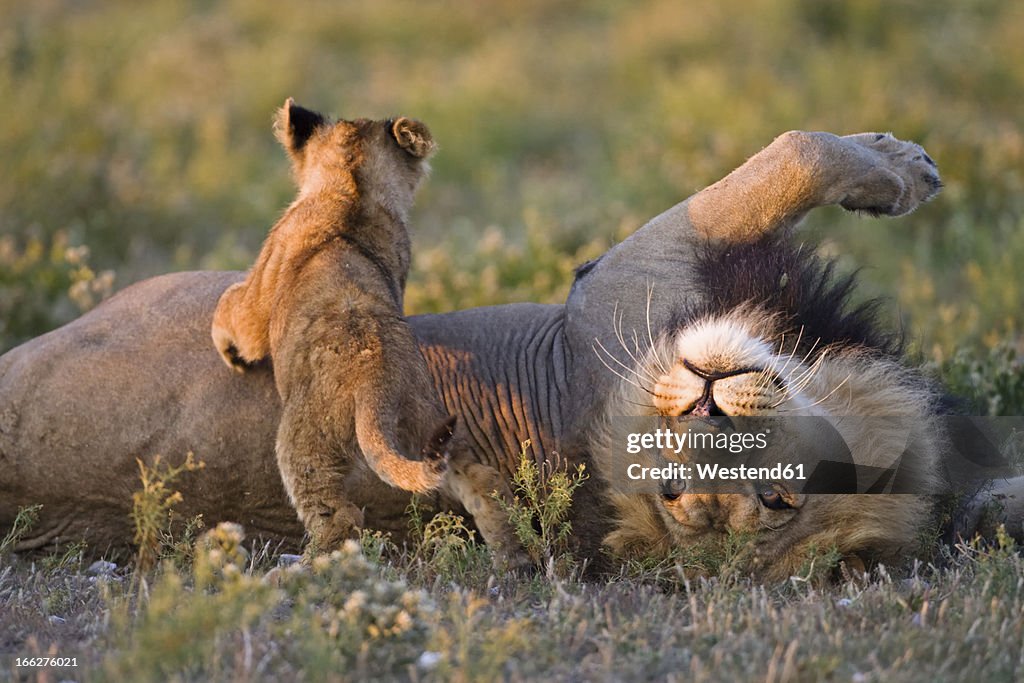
xmin=650 ymin=310 xmax=831 ymax=417
xmin=598 ymin=306 xmax=943 ymax=580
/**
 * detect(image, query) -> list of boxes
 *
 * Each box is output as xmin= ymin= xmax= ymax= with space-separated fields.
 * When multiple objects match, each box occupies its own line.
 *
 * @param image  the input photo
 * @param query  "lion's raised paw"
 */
xmin=838 ymin=132 xmax=942 ymax=216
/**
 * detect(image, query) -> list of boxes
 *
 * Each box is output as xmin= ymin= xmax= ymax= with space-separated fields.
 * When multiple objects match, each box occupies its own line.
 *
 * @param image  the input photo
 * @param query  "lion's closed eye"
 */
xmin=757 ymin=483 xmax=805 ymax=514
xmin=757 ymin=483 xmax=794 ymax=510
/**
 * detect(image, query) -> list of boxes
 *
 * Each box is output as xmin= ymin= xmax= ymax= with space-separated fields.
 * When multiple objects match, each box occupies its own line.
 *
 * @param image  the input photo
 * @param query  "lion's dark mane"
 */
xmin=680 ymin=231 xmax=904 ymax=359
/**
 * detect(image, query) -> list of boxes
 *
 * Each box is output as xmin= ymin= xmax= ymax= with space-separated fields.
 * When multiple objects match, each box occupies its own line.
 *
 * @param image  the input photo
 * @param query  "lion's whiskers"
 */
xmin=773 ymin=326 xmax=805 ymax=382
xmin=592 ymin=339 xmax=657 ymax=397
xmin=754 ymin=354 xmax=785 ymax=394
xmin=787 ymin=336 xmax=822 ymax=379
xmin=772 ymin=347 xmax=829 ymax=409
xmin=644 ymin=283 xmax=671 ymax=375
xmin=633 ymin=327 xmax=674 ymax=384
xmin=779 ymin=371 xmax=852 ymax=413
xmin=785 ymin=354 xmax=826 ymax=400
xmin=610 ymin=305 xmax=662 ymax=386
xmin=776 ymin=337 xmax=824 ymax=398
xmin=621 ymin=397 xmax=658 ymax=410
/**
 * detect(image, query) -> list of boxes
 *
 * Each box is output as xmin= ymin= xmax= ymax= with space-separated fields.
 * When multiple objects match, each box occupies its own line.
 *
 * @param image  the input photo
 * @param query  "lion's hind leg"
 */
xmin=444 ymin=458 xmax=532 ymax=571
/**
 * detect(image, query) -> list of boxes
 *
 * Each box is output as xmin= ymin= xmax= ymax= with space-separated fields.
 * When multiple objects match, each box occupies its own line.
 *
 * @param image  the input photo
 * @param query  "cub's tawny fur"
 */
xmin=211 ymin=99 xmax=454 ymax=550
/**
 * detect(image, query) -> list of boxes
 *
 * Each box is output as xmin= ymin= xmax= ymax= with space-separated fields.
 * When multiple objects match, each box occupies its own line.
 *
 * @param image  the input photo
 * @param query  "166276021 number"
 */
xmin=16 ymin=657 xmax=78 ymax=667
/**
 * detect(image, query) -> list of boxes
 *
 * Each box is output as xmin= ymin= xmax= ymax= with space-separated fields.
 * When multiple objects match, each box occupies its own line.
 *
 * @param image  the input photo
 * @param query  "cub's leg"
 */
xmin=211 ymin=282 xmax=270 ymax=372
xmin=275 ymin=402 xmax=365 ymax=551
xmin=687 ymin=131 xmax=943 ymax=244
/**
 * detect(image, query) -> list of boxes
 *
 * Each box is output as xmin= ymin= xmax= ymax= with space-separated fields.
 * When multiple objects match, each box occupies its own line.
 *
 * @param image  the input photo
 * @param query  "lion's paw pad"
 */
xmin=842 ymin=132 xmax=942 ymax=216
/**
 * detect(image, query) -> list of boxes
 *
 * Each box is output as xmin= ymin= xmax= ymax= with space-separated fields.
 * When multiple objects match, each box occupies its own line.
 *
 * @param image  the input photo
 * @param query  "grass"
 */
xmin=130 ymin=453 xmax=205 ymax=572
xmin=495 ymin=441 xmax=588 ymax=578
xmin=2 ymin=513 xmax=1022 ymax=681
xmin=0 ymin=505 xmax=42 ymax=557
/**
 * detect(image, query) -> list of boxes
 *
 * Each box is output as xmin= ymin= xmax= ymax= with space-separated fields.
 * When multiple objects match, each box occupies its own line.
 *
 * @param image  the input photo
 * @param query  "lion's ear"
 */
xmin=274 ymin=98 xmax=326 ymax=158
xmin=391 ymin=117 xmax=436 ymax=159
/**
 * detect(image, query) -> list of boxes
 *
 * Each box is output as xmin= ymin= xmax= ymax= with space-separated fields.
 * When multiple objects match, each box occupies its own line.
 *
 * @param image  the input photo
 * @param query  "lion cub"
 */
xmin=211 ymin=99 xmax=454 ymax=550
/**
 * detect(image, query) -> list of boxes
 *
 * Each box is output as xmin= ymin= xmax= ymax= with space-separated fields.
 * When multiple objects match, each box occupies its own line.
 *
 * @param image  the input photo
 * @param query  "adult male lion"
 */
xmin=1 ymin=130 xmax=1020 ymax=573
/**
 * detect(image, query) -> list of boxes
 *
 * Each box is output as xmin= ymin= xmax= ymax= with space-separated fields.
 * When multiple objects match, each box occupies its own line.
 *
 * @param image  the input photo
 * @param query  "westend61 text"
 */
xmin=627 ymin=462 xmax=808 ymax=482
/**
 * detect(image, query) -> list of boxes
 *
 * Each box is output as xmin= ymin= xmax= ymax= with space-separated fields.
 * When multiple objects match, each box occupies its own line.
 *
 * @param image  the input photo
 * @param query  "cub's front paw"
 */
xmin=838 ymin=132 xmax=942 ymax=216
xmin=212 ymin=325 xmax=250 ymax=374
xmin=223 ymin=343 xmax=252 ymax=373
xmin=305 ymin=503 xmax=364 ymax=553
xmin=211 ymin=329 xmax=268 ymax=374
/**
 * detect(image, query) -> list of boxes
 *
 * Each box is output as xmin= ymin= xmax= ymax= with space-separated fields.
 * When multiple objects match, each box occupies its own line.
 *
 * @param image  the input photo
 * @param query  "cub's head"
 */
xmin=274 ymin=98 xmax=436 ymax=217
xmin=592 ymin=234 xmax=948 ymax=580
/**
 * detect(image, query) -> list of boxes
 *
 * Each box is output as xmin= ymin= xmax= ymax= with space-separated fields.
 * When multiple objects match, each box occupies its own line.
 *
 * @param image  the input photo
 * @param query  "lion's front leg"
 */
xmin=687 ymin=130 xmax=943 ymax=244
xmin=444 ymin=459 xmax=532 ymax=571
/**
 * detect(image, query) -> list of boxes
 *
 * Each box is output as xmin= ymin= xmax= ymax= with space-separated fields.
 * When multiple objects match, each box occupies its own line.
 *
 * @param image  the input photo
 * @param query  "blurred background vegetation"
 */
xmin=1 ymin=0 xmax=1021 ymax=385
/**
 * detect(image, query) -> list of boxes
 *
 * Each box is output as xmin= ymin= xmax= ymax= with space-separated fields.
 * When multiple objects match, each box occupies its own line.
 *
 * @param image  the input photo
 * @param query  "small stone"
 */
xmin=87 ymin=560 xmax=117 ymax=576
xmin=48 ymin=615 xmax=67 ymax=625
xmin=900 ymin=578 xmax=930 ymax=591
xmin=278 ymin=554 xmax=303 ymax=567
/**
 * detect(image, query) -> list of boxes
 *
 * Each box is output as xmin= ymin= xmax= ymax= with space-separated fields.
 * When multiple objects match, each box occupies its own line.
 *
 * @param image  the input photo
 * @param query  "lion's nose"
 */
xmin=689 ymin=391 xmax=724 ymax=417
xmin=681 ymin=359 xmax=765 ymax=419
xmin=661 ymin=478 xmax=686 ymax=501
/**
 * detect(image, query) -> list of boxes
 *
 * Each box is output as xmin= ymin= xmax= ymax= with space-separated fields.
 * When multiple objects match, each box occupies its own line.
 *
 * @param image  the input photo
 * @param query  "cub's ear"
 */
xmin=274 ymin=97 xmax=326 ymax=156
xmin=391 ymin=117 xmax=436 ymax=159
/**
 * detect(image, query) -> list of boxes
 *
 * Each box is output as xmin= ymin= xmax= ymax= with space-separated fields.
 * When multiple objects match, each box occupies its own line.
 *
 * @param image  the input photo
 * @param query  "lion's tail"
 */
xmin=354 ymin=401 xmax=454 ymax=493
